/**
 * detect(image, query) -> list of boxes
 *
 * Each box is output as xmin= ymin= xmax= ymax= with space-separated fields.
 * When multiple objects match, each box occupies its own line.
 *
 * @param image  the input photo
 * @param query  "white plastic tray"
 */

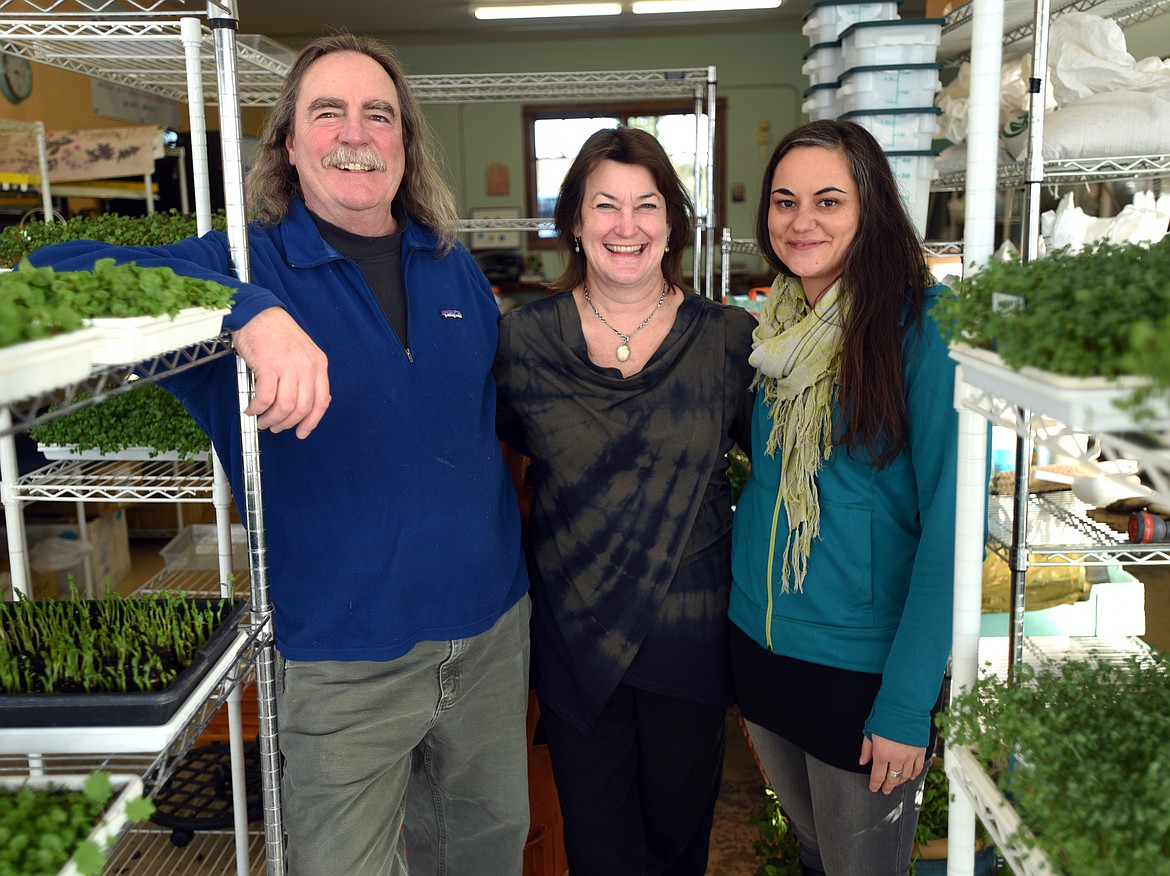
xmin=0 ymin=328 xmax=103 ymax=405
xmin=161 ymin=523 xmax=248 ymax=570
xmin=0 ymin=774 xmax=144 ymax=876
xmin=88 ymin=307 xmax=229 ymax=366
xmin=37 ymin=444 xmax=210 ymax=462
xmin=947 ymin=745 xmax=1058 ymax=876
xmin=950 ymin=343 xmax=1170 ymax=433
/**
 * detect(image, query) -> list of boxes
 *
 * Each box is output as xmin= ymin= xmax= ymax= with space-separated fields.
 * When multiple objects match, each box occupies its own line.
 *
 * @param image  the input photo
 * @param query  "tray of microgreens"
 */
xmin=0 ymin=210 xmax=228 ymax=271
xmin=0 ymin=588 xmax=246 ymax=728
xmin=0 ymin=259 xmax=234 ymax=404
xmin=0 ymin=772 xmax=153 ymax=876
xmin=29 ymin=383 xmax=211 ymax=461
xmin=938 ymin=649 xmax=1170 ymax=876
xmin=932 ymin=239 xmax=1170 ymax=432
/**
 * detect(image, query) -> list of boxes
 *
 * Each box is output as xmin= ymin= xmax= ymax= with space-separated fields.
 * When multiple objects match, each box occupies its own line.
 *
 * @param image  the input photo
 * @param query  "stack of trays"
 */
xmin=801 ymin=10 xmax=946 ymax=236
xmin=801 ymin=0 xmax=903 ymax=47
xmin=800 ymin=0 xmax=902 ymax=121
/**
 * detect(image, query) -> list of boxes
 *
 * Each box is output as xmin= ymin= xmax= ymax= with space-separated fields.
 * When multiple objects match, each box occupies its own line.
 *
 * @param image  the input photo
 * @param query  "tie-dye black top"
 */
xmin=495 ymin=290 xmax=756 ymax=733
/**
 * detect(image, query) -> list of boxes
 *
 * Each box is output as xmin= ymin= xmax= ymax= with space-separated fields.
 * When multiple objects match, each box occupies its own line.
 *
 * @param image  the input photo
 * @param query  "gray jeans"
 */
xmin=744 ymin=720 xmax=925 ymax=876
xmin=276 ymin=596 xmax=532 ymax=876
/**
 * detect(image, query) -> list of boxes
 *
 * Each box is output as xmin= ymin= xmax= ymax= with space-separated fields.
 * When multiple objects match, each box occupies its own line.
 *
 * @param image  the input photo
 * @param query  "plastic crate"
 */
xmin=838 ymin=63 xmax=942 ymax=113
xmin=839 ymin=106 xmax=942 ymax=150
xmin=802 ymin=82 xmax=842 ymax=121
xmin=161 ymin=524 xmax=248 ymax=571
xmin=885 ymin=149 xmax=938 ymax=237
xmin=802 ymin=0 xmax=902 ymax=46
xmin=839 ymin=19 xmax=944 ymax=69
xmin=802 ymin=41 xmax=845 ymax=88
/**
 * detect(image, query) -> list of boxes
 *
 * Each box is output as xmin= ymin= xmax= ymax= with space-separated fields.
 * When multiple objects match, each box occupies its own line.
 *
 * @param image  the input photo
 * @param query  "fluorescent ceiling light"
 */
xmin=632 ymin=0 xmax=781 ymax=12
xmin=473 ymin=3 xmax=622 ymax=19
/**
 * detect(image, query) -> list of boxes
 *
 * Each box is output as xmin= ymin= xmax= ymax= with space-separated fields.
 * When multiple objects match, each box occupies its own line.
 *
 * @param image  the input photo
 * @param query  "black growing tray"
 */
xmin=149 ymin=741 xmax=263 ymax=847
xmin=0 ymin=598 xmax=248 ymax=728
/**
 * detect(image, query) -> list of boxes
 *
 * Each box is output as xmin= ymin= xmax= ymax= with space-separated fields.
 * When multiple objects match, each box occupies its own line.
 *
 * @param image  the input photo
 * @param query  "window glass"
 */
xmin=533 ymin=116 xmax=619 ymax=229
xmin=629 ymin=113 xmax=709 ymax=206
xmin=524 ymin=100 xmax=723 ymax=250
xmin=531 ymin=112 xmax=709 ymax=239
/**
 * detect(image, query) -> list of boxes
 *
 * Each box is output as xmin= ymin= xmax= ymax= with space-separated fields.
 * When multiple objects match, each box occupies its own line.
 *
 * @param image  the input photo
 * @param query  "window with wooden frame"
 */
xmin=523 ymin=99 xmax=727 ymax=251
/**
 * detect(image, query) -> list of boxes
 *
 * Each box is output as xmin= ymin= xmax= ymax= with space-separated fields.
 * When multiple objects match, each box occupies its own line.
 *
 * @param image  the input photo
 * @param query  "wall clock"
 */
xmin=1 ymin=51 xmax=33 ymax=104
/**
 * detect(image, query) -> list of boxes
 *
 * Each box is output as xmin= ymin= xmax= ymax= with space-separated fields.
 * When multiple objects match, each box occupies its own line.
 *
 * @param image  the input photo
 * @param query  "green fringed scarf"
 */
xmin=748 ymin=274 xmax=846 ymax=593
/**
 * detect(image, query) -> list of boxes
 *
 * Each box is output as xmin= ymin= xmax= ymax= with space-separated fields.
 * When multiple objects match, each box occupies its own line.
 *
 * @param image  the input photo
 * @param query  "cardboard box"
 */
xmin=22 ymin=508 xmax=132 ymax=598
xmin=125 ymin=502 xmax=224 ymax=535
xmin=926 ymin=0 xmax=962 ymax=18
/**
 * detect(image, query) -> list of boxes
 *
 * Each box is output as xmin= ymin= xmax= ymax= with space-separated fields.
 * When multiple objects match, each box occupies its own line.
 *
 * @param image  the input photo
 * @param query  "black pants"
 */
xmin=539 ymin=684 xmax=727 ymax=876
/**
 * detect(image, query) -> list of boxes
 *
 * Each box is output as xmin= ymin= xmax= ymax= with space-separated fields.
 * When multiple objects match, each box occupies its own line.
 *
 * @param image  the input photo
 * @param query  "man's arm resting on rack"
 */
xmin=232 ymin=307 xmax=331 ymax=440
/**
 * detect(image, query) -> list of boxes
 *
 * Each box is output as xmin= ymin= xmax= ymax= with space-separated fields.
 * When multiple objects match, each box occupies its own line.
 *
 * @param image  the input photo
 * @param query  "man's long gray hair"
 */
xmin=246 ymin=32 xmax=458 ymax=253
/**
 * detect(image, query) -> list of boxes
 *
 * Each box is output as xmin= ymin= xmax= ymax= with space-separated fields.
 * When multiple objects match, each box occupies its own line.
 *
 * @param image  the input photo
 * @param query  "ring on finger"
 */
xmin=888 ymin=767 xmax=904 ymax=780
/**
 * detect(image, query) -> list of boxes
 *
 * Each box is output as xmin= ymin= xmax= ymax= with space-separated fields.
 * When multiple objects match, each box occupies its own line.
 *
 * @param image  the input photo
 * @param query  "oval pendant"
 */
xmin=616 ymin=344 xmax=631 ymax=362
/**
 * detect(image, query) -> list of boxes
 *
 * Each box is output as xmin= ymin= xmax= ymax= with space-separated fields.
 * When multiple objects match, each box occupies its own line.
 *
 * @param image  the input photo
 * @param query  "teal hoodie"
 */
xmin=729 ymin=285 xmax=957 ymax=748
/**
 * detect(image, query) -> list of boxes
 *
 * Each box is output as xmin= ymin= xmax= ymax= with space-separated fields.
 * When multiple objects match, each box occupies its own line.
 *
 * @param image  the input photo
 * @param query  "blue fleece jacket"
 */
xmin=729 ymin=286 xmax=957 ymax=748
xmin=30 ymin=198 xmax=528 ymax=661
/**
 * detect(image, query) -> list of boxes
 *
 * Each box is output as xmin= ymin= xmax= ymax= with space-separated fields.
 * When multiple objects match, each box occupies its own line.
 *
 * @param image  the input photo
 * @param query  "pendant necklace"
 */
xmin=583 ymin=279 xmax=668 ymax=363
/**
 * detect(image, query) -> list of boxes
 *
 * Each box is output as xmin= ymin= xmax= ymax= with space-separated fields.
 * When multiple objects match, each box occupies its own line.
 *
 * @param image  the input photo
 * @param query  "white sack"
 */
xmin=936 ymin=55 xmax=1055 ymax=146
xmin=1093 ymin=204 xmax=1170 ymax=246
xmin=933 ymin=140 xmax=1016 ymax=175
xmin=1043 ymin=192 xmax=1093 ymax=250
xmin=1042 ymin=193 xmax=1169 ymax=250
xmin=936 ymin=63 xmax=971 ymax=144
xmin=1005 ymin=88 xmax=1170 ymax=161
xmin=1049 ymin=13 xmax=1170 ymax=104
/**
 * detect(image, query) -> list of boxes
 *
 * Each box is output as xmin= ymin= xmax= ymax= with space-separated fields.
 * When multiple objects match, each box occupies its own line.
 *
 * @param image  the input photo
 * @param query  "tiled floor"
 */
xmin=707 ymin=711 xmax=768 ymax=875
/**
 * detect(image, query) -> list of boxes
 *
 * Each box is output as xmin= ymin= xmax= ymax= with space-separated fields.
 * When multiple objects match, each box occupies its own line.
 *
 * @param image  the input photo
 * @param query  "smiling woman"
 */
xmin=730 ymin=119 xmax=957 ymax=876
xmin=494 ymin=125 xmax=757 ymax=876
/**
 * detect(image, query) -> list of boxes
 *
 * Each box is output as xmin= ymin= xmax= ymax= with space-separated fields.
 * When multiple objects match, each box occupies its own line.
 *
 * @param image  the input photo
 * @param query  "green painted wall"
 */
xmin=387 ymin=30 xmax=808 ymax=276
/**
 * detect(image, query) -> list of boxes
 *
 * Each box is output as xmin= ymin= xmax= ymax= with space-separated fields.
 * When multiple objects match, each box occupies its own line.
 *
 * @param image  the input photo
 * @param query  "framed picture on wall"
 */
xmin=469 ymin=206 xmax=522 ymax=250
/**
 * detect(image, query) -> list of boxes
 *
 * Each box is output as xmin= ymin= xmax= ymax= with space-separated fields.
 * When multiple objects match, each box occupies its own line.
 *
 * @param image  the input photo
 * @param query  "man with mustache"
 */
xmin=30 ymin=33 xmax=531 ymax=876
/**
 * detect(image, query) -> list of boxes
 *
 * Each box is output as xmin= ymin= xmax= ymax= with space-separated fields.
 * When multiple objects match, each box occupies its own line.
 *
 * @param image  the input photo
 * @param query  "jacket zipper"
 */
xmin=765 ymin=482 xmax=784 ymax=651
xmin=333 ymin=252 xmax=413 ymax=364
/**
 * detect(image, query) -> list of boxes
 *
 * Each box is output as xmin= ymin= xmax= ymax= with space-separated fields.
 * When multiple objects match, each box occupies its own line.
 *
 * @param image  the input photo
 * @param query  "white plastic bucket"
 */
xmin=839 ymin=18 xmax=944 ymax=69
xmin=802 ymin=41 xmax=845 ymax=88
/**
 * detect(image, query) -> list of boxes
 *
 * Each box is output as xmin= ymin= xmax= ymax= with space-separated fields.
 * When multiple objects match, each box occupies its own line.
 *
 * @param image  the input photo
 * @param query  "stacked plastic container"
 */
xmin=800 ymin=0 xmax=902 ymax=122
xmin=800 ymin=0 xmax=945 ymax=236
